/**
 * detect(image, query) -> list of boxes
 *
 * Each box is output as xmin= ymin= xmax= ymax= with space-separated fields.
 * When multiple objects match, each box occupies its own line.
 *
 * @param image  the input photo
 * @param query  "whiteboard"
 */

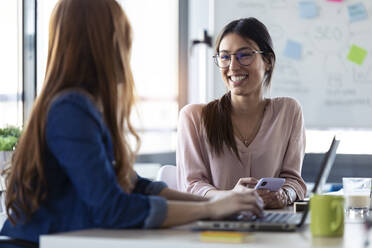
xmin=210 ymin=0 xmax=372 ymax=128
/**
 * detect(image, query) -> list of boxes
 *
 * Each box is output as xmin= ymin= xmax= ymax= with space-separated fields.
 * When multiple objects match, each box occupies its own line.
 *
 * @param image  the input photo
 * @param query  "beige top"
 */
xmin=176 ymin=97 xmax=306 ymax=200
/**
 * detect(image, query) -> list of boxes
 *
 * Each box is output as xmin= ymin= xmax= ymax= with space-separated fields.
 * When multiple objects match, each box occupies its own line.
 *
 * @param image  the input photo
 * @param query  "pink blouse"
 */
xmin=176 ymin=97 xmax=306 ymax=200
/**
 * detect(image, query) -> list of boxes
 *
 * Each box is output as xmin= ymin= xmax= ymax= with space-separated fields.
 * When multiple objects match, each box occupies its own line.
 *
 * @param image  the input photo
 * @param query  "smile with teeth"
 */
xmin=229 ymin=75 xmax=248 ymax=82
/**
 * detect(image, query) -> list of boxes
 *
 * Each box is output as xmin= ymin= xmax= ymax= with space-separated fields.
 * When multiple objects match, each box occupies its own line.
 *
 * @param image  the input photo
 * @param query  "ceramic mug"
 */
xmin=310 ymin=195 xmax=344 ymax=237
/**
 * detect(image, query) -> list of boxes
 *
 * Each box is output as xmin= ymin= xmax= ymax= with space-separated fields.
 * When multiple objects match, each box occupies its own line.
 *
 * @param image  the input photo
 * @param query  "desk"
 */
xmin=40 ymin=220 xmax=367 ymax=248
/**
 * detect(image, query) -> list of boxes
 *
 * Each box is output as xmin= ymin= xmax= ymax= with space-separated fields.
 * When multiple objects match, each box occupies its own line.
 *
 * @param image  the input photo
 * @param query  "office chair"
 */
xmin=156 ymin=165 xmax=177 ymax=190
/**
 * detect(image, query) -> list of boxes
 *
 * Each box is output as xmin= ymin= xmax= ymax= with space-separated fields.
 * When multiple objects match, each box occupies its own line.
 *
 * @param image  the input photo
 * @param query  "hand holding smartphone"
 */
xmin=254 ymin=177 xmax=285 ymax=191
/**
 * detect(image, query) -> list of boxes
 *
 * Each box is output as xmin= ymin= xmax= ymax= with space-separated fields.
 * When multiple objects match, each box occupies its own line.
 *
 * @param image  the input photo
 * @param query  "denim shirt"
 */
xmin=0 ymin=91 xmax=167 ymax=244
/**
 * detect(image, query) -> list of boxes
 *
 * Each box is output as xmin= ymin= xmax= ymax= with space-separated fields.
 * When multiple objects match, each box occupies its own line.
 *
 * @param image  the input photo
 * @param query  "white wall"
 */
xmin=187 ymin=0 xmax=217 ymax=104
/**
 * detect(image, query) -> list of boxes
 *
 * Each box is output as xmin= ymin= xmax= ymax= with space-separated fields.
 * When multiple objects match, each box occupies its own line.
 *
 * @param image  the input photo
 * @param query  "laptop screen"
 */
xmin=312 ymin=136 xmax=340 ymax=195
xmin=296 ymin=136 xmax=340 ymax=227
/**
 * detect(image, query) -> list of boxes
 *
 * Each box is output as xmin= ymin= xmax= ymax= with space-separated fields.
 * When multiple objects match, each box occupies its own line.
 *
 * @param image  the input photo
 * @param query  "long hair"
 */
xmin=5 ymin=0 xmax=139 ymax=225
xmin=202 ymin=18 xmax=276 ymax=158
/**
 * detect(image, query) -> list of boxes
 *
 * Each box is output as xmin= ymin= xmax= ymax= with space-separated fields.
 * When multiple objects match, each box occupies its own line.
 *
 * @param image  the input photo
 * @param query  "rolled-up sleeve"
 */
xmin=143 ymin=196 xmax=168 ymax=229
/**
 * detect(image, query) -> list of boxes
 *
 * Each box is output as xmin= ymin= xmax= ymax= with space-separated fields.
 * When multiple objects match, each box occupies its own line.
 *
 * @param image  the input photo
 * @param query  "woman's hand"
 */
xmin=162 ymin=190 xmax=263 ymax=227
xmin=256 ymin=188 xmax=288 ymax=209
xmin=232 ymin=177 xmax=258 ymax=193
xmin=207 ymin=190 xmax=264 ymax=219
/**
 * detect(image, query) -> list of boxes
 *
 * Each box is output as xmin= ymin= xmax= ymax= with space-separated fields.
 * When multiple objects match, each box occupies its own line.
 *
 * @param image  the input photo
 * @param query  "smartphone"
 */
xmin=254 ymin=177 xmax=285 ymax=191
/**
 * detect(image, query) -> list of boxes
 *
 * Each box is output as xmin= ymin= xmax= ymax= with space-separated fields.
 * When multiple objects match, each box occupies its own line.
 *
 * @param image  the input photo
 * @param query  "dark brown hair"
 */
xmin=202 ymin=18 xmax=276 ymax=158
xmin=5 ymin=0 xmax=139 ymax=224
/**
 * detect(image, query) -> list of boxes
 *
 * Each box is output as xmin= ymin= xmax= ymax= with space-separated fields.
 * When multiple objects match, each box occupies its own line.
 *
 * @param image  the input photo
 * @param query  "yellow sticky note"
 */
xmin=347 ymin=44 xmax=367 ymax=65
xmin=200 ymin=231 xmax=253 ymax=243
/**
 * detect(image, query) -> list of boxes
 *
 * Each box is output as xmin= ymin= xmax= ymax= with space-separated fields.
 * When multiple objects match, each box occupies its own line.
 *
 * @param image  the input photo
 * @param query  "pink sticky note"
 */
xmin=327 ymin=0 xmax=343 ymax=2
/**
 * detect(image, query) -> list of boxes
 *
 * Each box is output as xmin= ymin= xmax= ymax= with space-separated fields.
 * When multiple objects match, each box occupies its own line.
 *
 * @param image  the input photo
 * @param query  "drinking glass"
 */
xmin=343 ymin=177 xmax=371 ymax=217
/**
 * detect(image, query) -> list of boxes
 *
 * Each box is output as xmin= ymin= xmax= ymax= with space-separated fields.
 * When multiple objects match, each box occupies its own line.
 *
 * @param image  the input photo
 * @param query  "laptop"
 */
xmin=196 ymin=136 xmax=340 ymax=232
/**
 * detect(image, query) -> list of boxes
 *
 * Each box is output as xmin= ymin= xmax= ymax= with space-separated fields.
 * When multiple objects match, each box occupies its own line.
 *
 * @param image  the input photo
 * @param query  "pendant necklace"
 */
xmin=234 ymin=121 xmax=261 ymax=147
xmin=233 ymin=100 xmax=268 ymax=147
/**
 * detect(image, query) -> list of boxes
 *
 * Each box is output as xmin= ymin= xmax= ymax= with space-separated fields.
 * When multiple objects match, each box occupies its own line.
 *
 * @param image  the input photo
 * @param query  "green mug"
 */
xmin=310 ymin=195 xmax=344 ymax=237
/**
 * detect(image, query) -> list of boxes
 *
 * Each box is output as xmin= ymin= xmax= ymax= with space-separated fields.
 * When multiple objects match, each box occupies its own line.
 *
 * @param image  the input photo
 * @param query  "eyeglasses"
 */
xmin=213 ymin=49 xmax=264 ymax=68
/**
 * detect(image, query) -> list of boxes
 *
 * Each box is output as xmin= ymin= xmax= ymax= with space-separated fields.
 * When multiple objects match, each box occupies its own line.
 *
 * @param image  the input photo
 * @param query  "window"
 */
xmin=0 ymin=0 xmax=22 ymax=128
xmin=119 ymin=0 xmax=179 ymax=154
xmin=37 ymin=0 xmax=57 ymax=94
xmin=37 ymin=0 xmax=180 ymax=154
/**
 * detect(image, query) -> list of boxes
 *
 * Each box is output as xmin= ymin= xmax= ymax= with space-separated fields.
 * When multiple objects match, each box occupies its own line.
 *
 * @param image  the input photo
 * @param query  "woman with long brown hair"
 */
xmin=177 ymin=18 xmax=306 ymax=209
xmin=0 ymin=0 xmax=263 ymax=246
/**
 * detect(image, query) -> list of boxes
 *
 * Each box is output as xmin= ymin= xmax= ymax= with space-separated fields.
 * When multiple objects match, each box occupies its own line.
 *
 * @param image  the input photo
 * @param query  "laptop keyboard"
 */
xmin=251 ymin=212 xmax=301 ymax=224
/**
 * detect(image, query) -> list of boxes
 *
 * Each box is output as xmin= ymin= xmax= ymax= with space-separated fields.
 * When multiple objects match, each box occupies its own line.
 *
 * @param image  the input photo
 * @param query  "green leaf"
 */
xmin=0 ymin=126 xmax=21 ymax=138
xmin=0 ymin=126 xmax=21 ymax=151
xmin=0 ymin=136 xmax=18 ymax=151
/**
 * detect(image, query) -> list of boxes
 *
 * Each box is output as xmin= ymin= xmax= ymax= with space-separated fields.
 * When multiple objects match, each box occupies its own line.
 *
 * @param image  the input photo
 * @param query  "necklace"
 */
xmin=234 ymin=121 xmax=261 ymax=147
xmin=233 ymin=100 xmax=268 ymax=147
xmin=235 ymin=129 xmax=251 ymax=147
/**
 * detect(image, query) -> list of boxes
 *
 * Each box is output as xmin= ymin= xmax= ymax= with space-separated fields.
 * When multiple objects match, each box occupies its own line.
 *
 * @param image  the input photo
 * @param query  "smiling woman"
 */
xmin=177 ymin=18 xmax=307 ymax=209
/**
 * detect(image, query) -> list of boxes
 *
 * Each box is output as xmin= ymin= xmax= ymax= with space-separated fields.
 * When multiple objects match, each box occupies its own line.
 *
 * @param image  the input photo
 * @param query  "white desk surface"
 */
xmin=40 ymin=219 xmax=367 ymax=248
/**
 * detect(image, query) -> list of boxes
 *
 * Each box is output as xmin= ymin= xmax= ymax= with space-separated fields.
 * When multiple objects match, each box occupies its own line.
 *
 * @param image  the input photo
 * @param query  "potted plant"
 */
xmin=0 ymin=126 xmax=21 ymax=170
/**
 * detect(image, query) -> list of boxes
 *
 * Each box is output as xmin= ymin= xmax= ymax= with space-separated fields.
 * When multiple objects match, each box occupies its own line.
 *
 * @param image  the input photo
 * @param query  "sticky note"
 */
xmin=284 ymin=40 xmax=302 ymax=60
xmin=200 ymin=231 xmax=253 ymax=243
xmin=348 ymin=3 xmax=368 ymax=23
xmin=347 ymin=44 xmax=367 ymax=65
xmin=299 ymin=1 xmax=318 ymax=19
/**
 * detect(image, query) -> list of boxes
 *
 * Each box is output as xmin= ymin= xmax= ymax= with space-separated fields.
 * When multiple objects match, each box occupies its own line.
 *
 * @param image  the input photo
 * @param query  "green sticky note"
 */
xmin=347 ymin=44 xmax=367 ymax=65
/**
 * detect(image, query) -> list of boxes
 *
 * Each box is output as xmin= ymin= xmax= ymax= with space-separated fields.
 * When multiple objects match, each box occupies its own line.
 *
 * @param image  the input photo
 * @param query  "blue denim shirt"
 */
xmin=0 ymin=91 xmax=168 ymax=245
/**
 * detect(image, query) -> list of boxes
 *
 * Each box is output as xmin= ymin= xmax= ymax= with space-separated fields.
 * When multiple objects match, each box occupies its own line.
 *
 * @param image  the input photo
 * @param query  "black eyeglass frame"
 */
xmin=213 ymin=49 xmax=265 ymax=68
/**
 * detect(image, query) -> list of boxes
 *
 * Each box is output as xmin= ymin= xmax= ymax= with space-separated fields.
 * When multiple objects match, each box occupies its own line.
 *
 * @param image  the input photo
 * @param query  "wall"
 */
xmin=211 ymin=0 xmax=372 ymax=128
